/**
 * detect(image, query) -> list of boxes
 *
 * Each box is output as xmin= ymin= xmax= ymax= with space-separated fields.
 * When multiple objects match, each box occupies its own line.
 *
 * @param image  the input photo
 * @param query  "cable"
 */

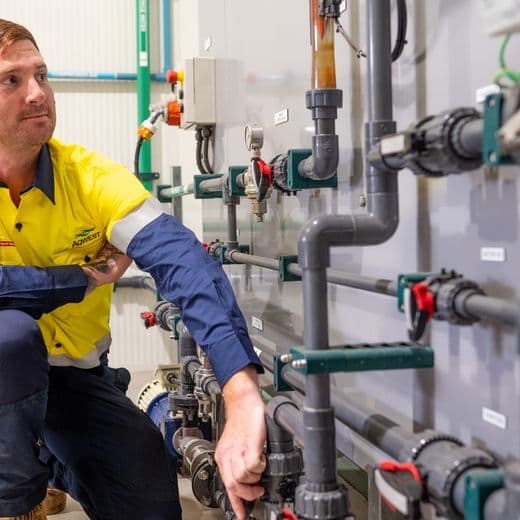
xmin=134 ymin=136 xmax=144 ymax=181
xmin=335 ymin=19 xmax=366 ymax=58
xmin=391 ymin=0 xmax=408 ymax=62
xmin=134 ymin=110 xmax=163 ymax=181
xmin=494 ymin=33 xmax=520 ymax=87
xmin=195 ymin=128 xmax=206 ymax=174
xmin=201 ymin=126 xmax=214 ymax=174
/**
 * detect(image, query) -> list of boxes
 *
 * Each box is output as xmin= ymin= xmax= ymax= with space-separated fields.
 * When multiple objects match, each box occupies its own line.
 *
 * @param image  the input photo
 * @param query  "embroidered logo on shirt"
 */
xmin=72 ymin=228 xmax=101 ymax=247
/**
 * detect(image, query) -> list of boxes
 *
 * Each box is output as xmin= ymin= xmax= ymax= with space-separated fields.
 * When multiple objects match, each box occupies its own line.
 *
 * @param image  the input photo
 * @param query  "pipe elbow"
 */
xmin=299 ymin=134 xmax=339 ymax=181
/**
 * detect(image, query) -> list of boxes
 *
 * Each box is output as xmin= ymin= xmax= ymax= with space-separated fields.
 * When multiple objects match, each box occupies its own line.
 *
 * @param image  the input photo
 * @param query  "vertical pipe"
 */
xmin=226 ymin=204 xmax=239 ymax=250
xmin=310 ymin=0 xmax=337 ymax=89
xmin=366 ymin=0 xmax=393 ymax=121
xmin=136 ymin=0 xmax=153 ymax=191
xmin=162 ymin=0 xmax=172 ymax=72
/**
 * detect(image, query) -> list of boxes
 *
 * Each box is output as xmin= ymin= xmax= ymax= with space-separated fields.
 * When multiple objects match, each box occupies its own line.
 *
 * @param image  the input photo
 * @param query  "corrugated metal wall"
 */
xmin=0 ymin=1 xmax=201 ymax=370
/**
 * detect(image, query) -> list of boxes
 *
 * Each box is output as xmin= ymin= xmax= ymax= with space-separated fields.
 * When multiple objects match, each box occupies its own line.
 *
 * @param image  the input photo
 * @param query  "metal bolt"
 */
xmin=291 ymin=359 xmax=307 ymax=369
xmin=280 ymin=354 xmax=293 ymax=363
xmin=198 ymin=469 xmax=209 ymax=481
xmin=488 ymin=98 xmax=496 ymax=108
xmin=200 ymin=496 xmax=212 ymax=506
xmin=489 ymin=151 xmax=497 ymax=163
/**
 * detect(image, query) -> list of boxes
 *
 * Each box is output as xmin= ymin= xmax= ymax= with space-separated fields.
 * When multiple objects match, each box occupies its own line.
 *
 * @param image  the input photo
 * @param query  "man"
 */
xmin=0 ymin=19 xmax=265 ymax=520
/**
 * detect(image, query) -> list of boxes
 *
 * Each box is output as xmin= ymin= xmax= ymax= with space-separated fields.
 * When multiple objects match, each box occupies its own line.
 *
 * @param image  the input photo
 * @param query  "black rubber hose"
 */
xmin=195 ymin=128 xmax=206 ymax=174
xmin=202 ymin=126 xmax=214 ymax=174
xmin=133 ymin=137 xmax=144 ymax=181
xmin=391 ymin=0 xmax=407 ymax=62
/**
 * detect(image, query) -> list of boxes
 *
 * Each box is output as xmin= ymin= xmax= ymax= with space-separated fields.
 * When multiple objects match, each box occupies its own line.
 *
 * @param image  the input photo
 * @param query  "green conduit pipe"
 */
xmin=136 ymin=0 xmax=153 ymax=191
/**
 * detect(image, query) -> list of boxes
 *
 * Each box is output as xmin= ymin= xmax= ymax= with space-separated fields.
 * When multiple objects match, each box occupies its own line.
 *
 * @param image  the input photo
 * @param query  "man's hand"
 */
xmin=215 ymin=365 xmax=266 ymax=520
xmin=82 ymin=242 xmax=132 ymax=293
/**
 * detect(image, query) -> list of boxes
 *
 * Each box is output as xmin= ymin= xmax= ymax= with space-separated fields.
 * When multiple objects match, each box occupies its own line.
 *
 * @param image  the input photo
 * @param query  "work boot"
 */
xmin=0 ymin=501 xmax=46 ymax=519
xmin=44 ymin=489 xmax=66 ymax=516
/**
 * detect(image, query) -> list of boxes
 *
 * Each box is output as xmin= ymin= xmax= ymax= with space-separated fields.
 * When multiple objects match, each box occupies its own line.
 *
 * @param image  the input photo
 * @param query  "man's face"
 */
xmin=0 ymin=39 xmax=56 ymax=150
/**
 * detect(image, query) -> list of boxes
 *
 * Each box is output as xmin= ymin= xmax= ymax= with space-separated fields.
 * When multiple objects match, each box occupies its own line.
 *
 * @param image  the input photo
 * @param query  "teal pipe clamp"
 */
xmin=483 ymin=93 xmax=513 ymax=167
xmin=464 ymin=469 xmax=505 ymax=520
xmin=397 ymin=273 xmax=434 ymax=313
xmin=193 ymin=174 xmax=224 ymax=199
xmin=228 ymin=166 xmax=247 ymax=197
xmin=170 ymin=313 xmax=182 ymax=340
xmin=218 ymin=244 xmax=250 ymax=265
xmin=273 ymin=354 xmax=293 ymax=392
xmin=287 ymin=149 xmax=338 ymax=190
xmin=289 ymin=342 xmax=434 ymax=375
xmin=279 ymin=255 xmax=300 ymax=282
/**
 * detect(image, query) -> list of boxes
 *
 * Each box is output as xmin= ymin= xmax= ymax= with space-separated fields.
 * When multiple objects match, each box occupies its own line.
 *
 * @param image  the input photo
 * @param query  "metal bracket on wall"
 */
xmin=279 ymin=255 xmax=300 ymax=282
xmin=137 ymin=171 xmax=160 ymax=182
xmin=218 ymin=244 xmax=250 ymax=265
xmin=483 ymin=93 xmax=514 ymax=166
xmin=287 ymin=149 xmax=338 ymax=190
xmin=464 ymin=469 xmax=505 ymax=520
xmin=289 ymin=342 xmax=434 ymax=375
xmin=193 ymin=173 xmax=224 ymax=199
xmin=273 ymin=354 xmax=294 ymax=392
xmin=228 ymin=166 xmax=247 ymax=197
xmin=169 ymin=313 xmax=182 ymax=340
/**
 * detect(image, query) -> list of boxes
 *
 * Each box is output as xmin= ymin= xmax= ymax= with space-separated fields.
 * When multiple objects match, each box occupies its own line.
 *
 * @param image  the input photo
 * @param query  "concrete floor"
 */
xmin=52 ymin=370 xmax=224 ymax=519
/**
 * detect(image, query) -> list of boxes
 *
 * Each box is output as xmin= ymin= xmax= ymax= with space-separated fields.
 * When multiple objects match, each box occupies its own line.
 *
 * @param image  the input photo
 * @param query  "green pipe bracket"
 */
xmin=157 ymin=183 xmax=172 ymax=203
xmin=287 ymin=149 xmax=338 ymax=190
xmin=279 ymin=255 xmax=301 ymax=282
xmin=397 ymin=273 xmax=435 ymax=313
xmin=483 ymin=93 xmax=513 ymax=167
xmin=289 ymin=342 xmax=434 ymax=375
xmin=273 ymin=354 xmax=293 ymax=392
xmin=193 ymin=174 xmax=224 ymax=199
xmin=228 ymin=166 xmax=247 ymax=197
xmin=138 ymin=172 xmax=160 ymax=182
xmin=218 ymin=244 xmax=250 ymax=265
xmin=464 ymin=469 xmax=505 ymax=520
xmin=169 ymin=313 xmax=182 ymax=340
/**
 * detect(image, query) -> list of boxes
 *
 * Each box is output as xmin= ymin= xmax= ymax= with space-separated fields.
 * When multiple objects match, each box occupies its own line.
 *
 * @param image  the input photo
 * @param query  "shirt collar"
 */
xmin=0 ymin=144 xmax=55 ymax=204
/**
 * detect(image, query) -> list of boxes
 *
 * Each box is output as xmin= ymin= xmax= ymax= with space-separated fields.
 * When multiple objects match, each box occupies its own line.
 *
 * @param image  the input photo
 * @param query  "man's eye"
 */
xmin=37 ymin=72 xmax=48 ymax=82
xmin=2 ymin=75 xmax=18 ymax=86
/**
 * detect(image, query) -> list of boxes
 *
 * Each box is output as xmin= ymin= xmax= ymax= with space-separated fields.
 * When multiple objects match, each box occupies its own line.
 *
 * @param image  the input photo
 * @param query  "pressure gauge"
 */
xmin=244 ymin=123 xmax=264 ymax=151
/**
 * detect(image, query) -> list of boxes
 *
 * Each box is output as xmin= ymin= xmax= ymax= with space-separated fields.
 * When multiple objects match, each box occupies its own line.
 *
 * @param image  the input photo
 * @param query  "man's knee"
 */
xmin=0 ymin=310 xmax=49 ymax=403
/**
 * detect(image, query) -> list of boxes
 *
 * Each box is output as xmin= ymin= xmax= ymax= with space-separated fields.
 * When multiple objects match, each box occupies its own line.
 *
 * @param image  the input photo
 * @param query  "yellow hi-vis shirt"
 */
xmin=0 ymin=138 xmax=150 ymax=368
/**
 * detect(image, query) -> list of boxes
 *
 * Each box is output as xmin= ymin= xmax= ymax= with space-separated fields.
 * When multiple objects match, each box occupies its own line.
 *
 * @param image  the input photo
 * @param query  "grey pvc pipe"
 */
xmin=458 ymin=117 xmax=484 ymax=156
xmin=199 ymin=176 xmax=224 ymax=193
xmin=227 ymin=204 xmax=238 ymax=248
xmin=456 ymin=292 xmax=520 ymax=328
xmin=226 ymin=251 xmax=279 ymax=270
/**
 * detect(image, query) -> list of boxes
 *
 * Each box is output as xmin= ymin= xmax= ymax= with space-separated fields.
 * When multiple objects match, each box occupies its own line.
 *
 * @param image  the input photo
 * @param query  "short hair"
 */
xmin=0 ymin=19 xmax=39 ymax=54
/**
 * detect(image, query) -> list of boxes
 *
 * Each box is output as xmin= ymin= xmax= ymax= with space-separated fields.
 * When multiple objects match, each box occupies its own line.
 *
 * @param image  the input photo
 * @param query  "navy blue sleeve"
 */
xmin=126 ymin=214 xmax=263 ymax=386
xmin=0 ymin=265 xmax=88 ymax=319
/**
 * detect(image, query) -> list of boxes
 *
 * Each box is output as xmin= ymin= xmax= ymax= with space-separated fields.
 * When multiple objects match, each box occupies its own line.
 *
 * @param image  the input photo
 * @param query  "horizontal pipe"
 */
xmin=199 ymin=177 xmax=225 ymax=193
xmin=229 ymin=251 xmax=518 ymax=329
xmin=49 ymin=71 xmax=167 ymax=82
xmin=159 ymin=184 xmax=194 ymax=199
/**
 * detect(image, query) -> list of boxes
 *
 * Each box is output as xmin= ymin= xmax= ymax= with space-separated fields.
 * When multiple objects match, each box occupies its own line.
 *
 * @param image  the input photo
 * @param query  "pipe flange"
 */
xmin=434 ymin=279 xmax=484 ymax=325
xmin=442 ymin=108 xmax=483 ymax=170
xmin=181 ymin=355 xmax=200 ymax=374
xmin=295 ymin=485 xmax=350 ymax=519
xmin=265 ymin=449 xmax=304 ymax=478
xmin=438 ymin=454 xmax=496 ymax=517
xmin=305 ymin=89 xmax=343 ymax=110
xmin=409 ymin=434 xmax=464 ymax=461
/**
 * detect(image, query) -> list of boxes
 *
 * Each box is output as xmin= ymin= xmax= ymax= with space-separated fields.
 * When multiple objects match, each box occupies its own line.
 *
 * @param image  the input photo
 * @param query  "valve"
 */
xmin=140 ymin=311 xmax=156 ymax=329
xmin=243 ymin=124 xmax=272 ymax=222
xmin=404 ymin=270 xmax=484 ymax=341
xmin=374 ymin=461 xmax=424 ymax=519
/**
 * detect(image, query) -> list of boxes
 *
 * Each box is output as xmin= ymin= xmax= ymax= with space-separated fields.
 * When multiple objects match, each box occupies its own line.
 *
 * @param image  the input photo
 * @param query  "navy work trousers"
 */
xmin=0 ymin=310 xmax=181 ymax=519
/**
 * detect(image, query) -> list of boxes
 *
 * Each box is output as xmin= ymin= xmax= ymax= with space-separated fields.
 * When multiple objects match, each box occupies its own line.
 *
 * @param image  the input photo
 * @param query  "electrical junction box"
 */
xmin=479 ymin=0 xmax=520 ymax=36
xmin=181 ymin=57 xmax=216 ymax=129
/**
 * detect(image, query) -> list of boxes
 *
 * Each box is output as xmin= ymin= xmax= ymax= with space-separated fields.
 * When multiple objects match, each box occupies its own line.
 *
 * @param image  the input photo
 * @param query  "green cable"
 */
xmin=494 ymin=33 xmax=520 ymax=86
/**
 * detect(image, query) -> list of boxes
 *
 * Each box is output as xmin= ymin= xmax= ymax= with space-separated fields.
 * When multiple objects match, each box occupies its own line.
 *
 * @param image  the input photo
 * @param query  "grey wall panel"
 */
xmin=196 ymin=0 xmax=520 ymax=463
